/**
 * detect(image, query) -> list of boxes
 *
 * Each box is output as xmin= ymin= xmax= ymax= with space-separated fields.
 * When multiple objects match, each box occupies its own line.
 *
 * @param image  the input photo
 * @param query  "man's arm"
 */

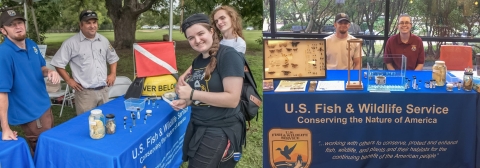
xmin=107 ymin=62 xmax=117 ymax=86
xmin=41 ymin=67 xmax=60 ymax=84
xmin=353 ymin=57 xmax=361 ymax=70
xmin=352 ymin=41 xmax=362 ymax=70
xmin=0 ymin=92 xmax=17 ymax=140
xmin=55 ymin=67 xmax=83 ymax=91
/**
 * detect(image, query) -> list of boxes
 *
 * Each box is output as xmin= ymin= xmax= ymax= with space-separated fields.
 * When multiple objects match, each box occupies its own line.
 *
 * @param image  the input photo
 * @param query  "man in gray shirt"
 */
xmin=51 ymin=10 xmax=119 ymax=115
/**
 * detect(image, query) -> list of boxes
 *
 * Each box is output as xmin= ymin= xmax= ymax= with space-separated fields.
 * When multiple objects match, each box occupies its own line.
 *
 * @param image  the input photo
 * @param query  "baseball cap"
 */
xmin=181 ymin=13 xmax=210 ymax=37
xmin=335 ymin=13 xmax=350 ymax=23
xmin=0 ymin=10 xmax=26 ymax=26
xmin=79 ymin=10 xmax=98 ymax=22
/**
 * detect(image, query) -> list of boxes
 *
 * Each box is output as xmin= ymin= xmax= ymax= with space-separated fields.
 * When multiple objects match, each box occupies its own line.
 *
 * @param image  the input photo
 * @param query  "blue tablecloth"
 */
xmin=34 ymin=97 xmax=190 ymax=168
xmin=263 ymin=70 xmax=479 ymax=168
xmin=0 ymin=132 xmax=35 ymax=168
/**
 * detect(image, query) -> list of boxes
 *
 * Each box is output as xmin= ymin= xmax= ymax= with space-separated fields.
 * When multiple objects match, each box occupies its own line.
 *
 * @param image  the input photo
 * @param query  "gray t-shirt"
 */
xmin=50 ymin=32 xmax=119 ymax=88
xmin=220 ymin=37 xmax=246 ymax=54
xmin=324 ymin=34 xmax=360 ymax=70
xmin=187 ymin=45 xmax=244 ymax=121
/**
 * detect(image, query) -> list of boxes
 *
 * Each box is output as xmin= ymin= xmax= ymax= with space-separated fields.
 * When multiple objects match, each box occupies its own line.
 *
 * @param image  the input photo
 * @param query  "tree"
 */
xmin=137 ymin=1 xmax=178 ymax=29
xmin=0 ymin=0 xmax=60 ymax=44
xmin=105 ymin=0 xmax=160 ymax=49
xmin=180 ymin=0 xmax=263 ymax=28
xmin=53 ymin=0 xmax=109 ymax=32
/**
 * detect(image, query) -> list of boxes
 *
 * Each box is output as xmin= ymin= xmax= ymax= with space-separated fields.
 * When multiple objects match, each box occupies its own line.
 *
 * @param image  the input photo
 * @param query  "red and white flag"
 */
xmin=133 ymin=42 xmax=178 ymax=77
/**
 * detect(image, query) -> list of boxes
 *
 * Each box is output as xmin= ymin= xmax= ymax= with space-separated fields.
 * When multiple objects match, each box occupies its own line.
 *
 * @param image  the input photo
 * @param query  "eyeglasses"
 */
xmin=398 ymin=21 xmax=411 ymax=25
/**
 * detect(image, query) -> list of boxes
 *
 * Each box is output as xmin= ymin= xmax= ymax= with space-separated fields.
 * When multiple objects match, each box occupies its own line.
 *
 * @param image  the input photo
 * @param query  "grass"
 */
xmin=4 ymin=30 xmax=264 ymax=167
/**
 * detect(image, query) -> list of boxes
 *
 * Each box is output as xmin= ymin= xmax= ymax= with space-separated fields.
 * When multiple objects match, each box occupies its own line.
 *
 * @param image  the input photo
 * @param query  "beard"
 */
xmin=339 ymin=30 xmax=348 ymax=34
xmin=12 ymin=33 xmax=26 ymax=41
xmin=5 ymin=31 xmax=26 ymax=41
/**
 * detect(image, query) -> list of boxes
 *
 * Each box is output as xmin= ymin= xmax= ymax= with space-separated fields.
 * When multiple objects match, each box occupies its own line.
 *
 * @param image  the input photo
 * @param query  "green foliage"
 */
xmin=137 ymin=0 xmax=178 ymax=28
xmin=54 ymin=0 xmax=111 ymax=32
xmin=255 ymin=36 xmax=262 ymax=45
xmin=137 ymin=8 xmax=181 ymax=28
xmin=180 ymin=0 xmax=263 ymax=28
xmin=0 ymin=0 xmax=60 ymax=44
xmin=27 ymin=0 xmax=61 ymax=44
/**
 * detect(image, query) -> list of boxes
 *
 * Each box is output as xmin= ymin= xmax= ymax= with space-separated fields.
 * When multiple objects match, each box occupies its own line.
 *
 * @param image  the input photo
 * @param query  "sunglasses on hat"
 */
xmin=79 ymin=11 xmax=97 ymax=21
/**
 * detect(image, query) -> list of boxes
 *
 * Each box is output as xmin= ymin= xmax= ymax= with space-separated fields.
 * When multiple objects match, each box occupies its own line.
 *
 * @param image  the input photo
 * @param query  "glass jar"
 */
xmin=432 ymin=61 xmax=447 ymax=86
xmin=89 ymin=109 xmax=105 ymax=139
xmin=446 ymin=83 xmax=453 ymax=91
xmin=106 ymin=114 xmax=116 ymax=134
xmin=463 ymin=71 xmax=473 ymax=91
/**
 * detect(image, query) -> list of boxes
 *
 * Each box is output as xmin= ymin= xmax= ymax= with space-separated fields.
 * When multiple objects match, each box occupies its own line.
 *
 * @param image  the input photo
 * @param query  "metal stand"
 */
xmin=346 ymin=38 xmax=364 ymax=90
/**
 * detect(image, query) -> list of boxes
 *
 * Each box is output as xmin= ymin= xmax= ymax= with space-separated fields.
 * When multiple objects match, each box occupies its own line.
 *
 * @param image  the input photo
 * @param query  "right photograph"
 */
xmin=262 ymin=0 xmax=480 ymax=167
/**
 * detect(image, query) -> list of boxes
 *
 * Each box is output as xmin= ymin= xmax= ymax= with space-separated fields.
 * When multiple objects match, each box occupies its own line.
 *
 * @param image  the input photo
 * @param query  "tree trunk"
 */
xmin=111 ymin=12 xmax=138 ymax=49
xmin=105 ymin=0 xmax=157 ymax=50
xmin=180 ymin=0 xmax=184 ymax=26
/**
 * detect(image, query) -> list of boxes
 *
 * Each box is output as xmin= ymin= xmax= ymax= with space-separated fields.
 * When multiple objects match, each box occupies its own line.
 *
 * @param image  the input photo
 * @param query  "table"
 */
xmin=34 ymin=97 xmax=190 ymax=168
xmin=263 ymin=70 xmax=479 ymax=168
xmin=0 ymin=132 xmax=35 ymax=168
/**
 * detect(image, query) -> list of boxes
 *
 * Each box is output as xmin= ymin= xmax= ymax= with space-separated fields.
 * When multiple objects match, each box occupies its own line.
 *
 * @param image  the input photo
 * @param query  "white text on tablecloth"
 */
xmin=318 ymin=140 xmax=458 ymax=161
xmin=130 ymin=109 xmax=188 ymax=165
xmin=283 ymin=103 xmax=450 ymax=125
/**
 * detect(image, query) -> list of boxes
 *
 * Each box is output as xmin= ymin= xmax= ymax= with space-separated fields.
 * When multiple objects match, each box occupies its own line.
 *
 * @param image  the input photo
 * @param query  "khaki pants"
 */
xmin=20 ymin=108 xmax=54 ymax=154
xmin=74 ymin=87 xmax=109 ymax=115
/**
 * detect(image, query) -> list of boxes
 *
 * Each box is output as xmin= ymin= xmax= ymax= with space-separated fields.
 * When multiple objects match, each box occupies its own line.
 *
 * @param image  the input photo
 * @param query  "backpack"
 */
xmin=216 ymin=46 xmax=262 ymax=127
xmin=240 ymin=55 xmax=262 ymax=125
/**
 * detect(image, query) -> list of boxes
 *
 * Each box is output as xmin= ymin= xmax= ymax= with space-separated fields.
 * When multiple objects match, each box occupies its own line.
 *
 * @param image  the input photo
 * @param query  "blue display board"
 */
xmin=263 ymin=70 xmax=479 ymax=168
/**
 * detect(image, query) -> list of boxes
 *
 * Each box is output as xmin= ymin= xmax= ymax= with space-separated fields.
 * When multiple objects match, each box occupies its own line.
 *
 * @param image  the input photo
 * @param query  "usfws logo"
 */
xmin=7 ymin=10 xmax=16 ymax=16
xmin=269 ymin=128 xmax=311 ymax=168
xmin=33 ymin=46 xmax=38 ymax=55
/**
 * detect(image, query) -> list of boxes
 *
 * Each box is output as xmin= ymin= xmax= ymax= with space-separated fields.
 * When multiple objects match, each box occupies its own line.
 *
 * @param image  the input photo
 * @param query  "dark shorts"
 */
xmin=187 ymin=131 xmax=237 ymax=168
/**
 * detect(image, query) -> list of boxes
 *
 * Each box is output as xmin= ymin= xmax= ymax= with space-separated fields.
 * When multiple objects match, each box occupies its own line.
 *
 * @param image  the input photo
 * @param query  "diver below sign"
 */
xmin=268 ymin=128 xmax=312 ymax=168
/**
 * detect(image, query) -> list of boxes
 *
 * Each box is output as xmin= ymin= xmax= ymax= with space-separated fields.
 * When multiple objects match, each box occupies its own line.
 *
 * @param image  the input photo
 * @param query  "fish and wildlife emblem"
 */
xmin=7 ymin=10 xmax=16 ymax=16
xmin=33 ymin=46 xmax=38 ymax=55
xmin=411 ymin=45 xmax=416 ymax=51
xmin=269 ymin=128 xmax=311 ymax=168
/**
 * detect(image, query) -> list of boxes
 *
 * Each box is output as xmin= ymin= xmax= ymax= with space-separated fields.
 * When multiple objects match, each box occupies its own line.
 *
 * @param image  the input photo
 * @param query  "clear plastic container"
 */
xmin=432 ymin=61 xmax=447 ymax=86
xmin=89 ymin=109 xmax=106 ymax=139
xmin=124 ymin=98 xmax=146 ymax=111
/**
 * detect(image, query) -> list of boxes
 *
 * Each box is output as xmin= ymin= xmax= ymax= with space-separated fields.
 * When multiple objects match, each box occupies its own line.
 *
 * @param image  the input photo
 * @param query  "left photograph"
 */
xmin=0 ymin=0 xmax=263 ymax=168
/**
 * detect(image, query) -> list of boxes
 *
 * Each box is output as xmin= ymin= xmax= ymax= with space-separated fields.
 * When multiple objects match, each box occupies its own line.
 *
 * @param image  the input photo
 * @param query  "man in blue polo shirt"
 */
xmin=0 ymin=10 xmax=60 ymax=152
xmin=384 ymin=14 xmax=425 ymax=70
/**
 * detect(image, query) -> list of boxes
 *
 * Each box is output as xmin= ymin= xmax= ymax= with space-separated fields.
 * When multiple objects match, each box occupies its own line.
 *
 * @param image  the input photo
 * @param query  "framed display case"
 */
xmin=263 ymin=39 xmax=327 ymax=79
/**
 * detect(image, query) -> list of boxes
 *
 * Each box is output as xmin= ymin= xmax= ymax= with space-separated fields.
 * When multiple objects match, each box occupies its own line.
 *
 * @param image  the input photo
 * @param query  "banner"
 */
xmin=263 ymin=91 xmax=478 ymax=167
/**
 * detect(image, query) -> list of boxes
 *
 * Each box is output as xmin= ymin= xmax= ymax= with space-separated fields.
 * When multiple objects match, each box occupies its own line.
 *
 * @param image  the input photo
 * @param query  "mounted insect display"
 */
xmin=263 ymin=39 xmax=327 ymax=79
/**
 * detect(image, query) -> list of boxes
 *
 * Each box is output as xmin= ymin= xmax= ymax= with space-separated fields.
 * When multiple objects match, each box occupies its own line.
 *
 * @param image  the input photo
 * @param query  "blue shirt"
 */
xmin=0 ymin=37 xmax=50 ymax=125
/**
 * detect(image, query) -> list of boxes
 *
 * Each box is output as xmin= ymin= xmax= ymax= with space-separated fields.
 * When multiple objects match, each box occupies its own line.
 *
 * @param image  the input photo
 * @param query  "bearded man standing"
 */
xmin=325 ymin=13 xmax=361 ymax=70
xmin=0 ymin=10 xmax=60 ymax=153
